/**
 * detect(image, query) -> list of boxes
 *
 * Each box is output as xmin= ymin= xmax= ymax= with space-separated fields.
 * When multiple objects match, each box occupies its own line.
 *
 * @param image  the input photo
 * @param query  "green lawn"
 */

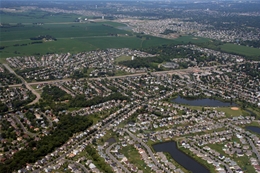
xmin=115 ymin=55 xmax=132 ymax=63
xmin=115 ymin=70 xmax=130 ymax=76
xmin=120 ymin=145 xmax=152 ymax=173
xmin=0 ymin=11 xmax=79 ymax=24
xmin=207 ymin=142 xmax=256 ymax=173
xmin=185 ymin=106 xmax=243 ymax=117
xmin=0 ymin=34 xmax=178 ymax=59
xmin=220 ymin=43 xmax=260 ymax=57
xmin=215 ymin=107 xmax=243 ymax=117
xmin=0 ymin=22 xmax=129 ymax=41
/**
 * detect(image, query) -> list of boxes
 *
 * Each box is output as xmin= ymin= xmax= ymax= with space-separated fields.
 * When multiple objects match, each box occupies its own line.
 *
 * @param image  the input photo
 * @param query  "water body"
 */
xmin=106 ymin=137 xmax=116 ymax=145
xmin=153 ymin=141 xmax=210 ymax=173
xmin=246 ymin=126 xmax=260 ymax=134
xmin=172 ymin=96 xmax=237 ymax=107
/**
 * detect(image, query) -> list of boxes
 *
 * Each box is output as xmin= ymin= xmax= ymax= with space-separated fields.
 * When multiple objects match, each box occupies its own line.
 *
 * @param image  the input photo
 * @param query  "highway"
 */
xmin=8 ymin=67 xmax=201 ymax=88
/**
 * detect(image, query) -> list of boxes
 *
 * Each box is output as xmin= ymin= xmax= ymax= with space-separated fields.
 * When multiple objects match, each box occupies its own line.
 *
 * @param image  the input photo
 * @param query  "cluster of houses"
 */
xmin=6 ymin=48 xmax=155 ymax=81
xmin=127 ymin=18 xmax=210 ymax=39
xmin=17 ymin=100 xmax=140 ymax=172
xmin=0 ymin=60 xmax=259 ymax=173
xmin=119 ymin=100 xmax=258 ymax=173
xmin=52 ymin=79 xmax=112 ymax=99
xmin=180 ymin=45 xmax=245 ymax=63
xmin=195 ymin=29 xmax=260 ymax=43
xmin=0 ymin=87 xmax=31 ymax=109
xmin=123 ymin=16 xmax=259 ymax=43
xmin=0 ymin=65 xmax=21 ymax=86
xmin=167 ymin=63 xmax=260 ymax=107
xmin=0 ymin=108 xmax=58 ymax=162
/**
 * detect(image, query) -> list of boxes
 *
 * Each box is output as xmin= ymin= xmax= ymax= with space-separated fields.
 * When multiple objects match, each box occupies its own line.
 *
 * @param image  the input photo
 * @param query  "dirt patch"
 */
xmin=231 ymin=107 xmax=239 ymax=110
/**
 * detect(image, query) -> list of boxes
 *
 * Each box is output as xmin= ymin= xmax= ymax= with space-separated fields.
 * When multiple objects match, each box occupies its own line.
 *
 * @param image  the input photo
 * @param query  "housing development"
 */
xmin=0 ymin=1 xmax=260 ymax=173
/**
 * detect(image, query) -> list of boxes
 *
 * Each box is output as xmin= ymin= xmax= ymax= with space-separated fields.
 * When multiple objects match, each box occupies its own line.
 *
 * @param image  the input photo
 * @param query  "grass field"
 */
xmin=186 ymin=106 xmax=244 ymax=117
xmin=120 ymin=145 xmax=152 ymax=173
xmin=215 ymin=107 xmax=243 ymax=117
xmin=0 ymin=32 xmax=176 ymax=58
xmin=0 ymin=22 xmax=129 ymax=41
xmin=220 ymin=43 xmax=260 ymax=57
xmin=0 ymin=11 xmax=80 ymax=24
xmin=207 ymin=142 xmax=256 ymax=173
xmin=115 ymin=55 xmax=132 ymax=63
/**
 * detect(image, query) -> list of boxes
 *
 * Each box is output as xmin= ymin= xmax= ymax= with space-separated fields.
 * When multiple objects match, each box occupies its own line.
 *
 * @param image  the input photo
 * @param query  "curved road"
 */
xmin=3 ymin=63 xmax=41 ymax=105
xmin=64 ymin=159 xmax=89 ymax=173
xmin=106 ymin=143 xmax=131 ymax=173
xmin=11 ymin=114 xmax=37 ymax=137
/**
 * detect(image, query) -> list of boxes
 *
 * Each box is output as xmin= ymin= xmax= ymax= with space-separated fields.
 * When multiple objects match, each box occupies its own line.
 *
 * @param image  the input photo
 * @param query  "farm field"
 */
xmin=0 ymin=11 xmax=213 ymax=59
xmin=0 ymin=34 xmax=176 ymax=58
xmin=0 ymin=22 xmax=129 ymax=41
xmin=2 ymin=12 xmax=259 ymax=60
xmin=0 ymin=11 xmax=80 ymax=24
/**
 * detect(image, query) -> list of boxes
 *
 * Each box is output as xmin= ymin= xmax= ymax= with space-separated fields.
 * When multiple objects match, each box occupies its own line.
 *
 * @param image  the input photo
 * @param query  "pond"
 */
xmin=153 ymin=141 xmax=210 ymax=173
xmin=172 ymin=96 xmax=237 ymax=107
xmin=106 ymin=137 xmax=116 ymax=145
xmin=246 ymin=126 xmax=260 ymax=134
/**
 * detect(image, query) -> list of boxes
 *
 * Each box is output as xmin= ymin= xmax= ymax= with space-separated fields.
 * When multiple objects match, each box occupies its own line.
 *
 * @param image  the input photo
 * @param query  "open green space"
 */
xmin=0 ymin=17 xmax=177 ymax=59
xmin=185 ymin=106 xmax=244 ymax=117
xmin=0 ymin=11 xmax=80 ymax=24
xmin=0 ymin=12 xmax=213 ymax=59
xmin=215 ymin=107 xmax=243 ymax=117
xmin=0 ymin=34 xmax=176 ymax=58
xmin=220 ymin=43 xmax=260 ymax=57
xmin=115 ymin=55 xmax=132 ymax=63
xmin=197 ymin=40 xmax=260 ymax=59
xmin=0 ymin=22 xmax=129 ymax=41
xmin=120 ymin=145 xmax=152 ymax=173
xmin=207 ymin=142 xmax=256 ymax=173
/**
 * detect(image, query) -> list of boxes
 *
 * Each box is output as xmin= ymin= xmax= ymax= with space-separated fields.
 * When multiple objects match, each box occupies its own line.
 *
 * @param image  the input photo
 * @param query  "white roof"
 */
xmin=89 ymin=163 xmax=96 ymax=169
